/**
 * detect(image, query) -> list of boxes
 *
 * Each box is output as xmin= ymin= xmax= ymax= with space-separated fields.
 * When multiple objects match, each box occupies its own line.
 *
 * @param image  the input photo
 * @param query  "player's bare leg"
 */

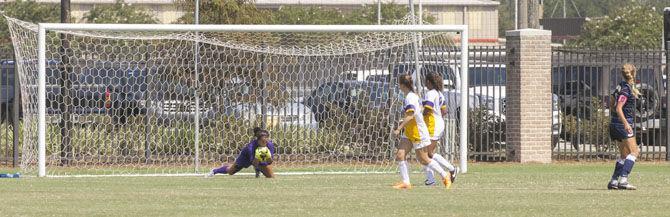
xmin=417 ymin=147 xmax=451 ymax=189
xmin=618 ymin=137 xmax=639 ymax=190
xmin=429 ymin=140 xmax=458 ymax=183
xmin=423 ymin=142 xmax=438 ymax=186
xmin=393 ymin=138 xmax=413 ymax=189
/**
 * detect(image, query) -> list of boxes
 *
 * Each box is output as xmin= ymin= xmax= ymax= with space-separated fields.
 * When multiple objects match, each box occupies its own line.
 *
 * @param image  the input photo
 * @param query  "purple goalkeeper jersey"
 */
xmin=234 ymin=140 xmax=276 ymax=168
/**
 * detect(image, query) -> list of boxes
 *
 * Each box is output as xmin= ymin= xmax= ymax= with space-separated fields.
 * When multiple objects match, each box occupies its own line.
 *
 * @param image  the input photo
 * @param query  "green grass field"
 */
xmin=1 ymin=163 xmax=669 ymax=217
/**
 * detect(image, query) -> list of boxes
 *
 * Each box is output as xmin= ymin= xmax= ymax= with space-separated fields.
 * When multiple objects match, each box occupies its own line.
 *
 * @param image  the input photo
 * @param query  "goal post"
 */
xmin=10 ymin=19 xmax=470 ymax=177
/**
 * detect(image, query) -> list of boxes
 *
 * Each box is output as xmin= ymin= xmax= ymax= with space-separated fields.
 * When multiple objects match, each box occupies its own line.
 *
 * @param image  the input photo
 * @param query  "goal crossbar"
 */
xmin=39 ymin=23 xmax=468 ymax=33
xmin=36 ymin=23 xmax=469 ymax=177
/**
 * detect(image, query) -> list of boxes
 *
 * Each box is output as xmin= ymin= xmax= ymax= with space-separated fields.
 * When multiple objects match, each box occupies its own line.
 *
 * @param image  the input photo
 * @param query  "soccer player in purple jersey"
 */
xmin=607 ymin=64 xmax=640 ymax=190
xmin=206 ymin=127 xmax=276 ymax=178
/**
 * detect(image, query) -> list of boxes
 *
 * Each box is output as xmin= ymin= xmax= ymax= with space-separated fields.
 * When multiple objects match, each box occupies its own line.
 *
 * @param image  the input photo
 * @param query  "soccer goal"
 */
xmin=6 ymin=17 xmax=469 ymax=177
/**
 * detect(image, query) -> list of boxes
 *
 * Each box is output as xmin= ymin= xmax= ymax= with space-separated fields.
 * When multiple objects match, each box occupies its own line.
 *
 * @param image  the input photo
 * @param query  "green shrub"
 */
xmin=467 ymin=106 xmax=506 ymax=155
xmin=561 ymin=97 xmax=614 ymax=152
xmin=318 ymin=90 xmax=396 ymax=156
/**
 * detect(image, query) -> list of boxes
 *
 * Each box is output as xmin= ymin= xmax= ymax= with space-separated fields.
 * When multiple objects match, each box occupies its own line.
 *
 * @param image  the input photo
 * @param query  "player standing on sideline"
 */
xmin=421 ymin=72 xmax=459 ymax=186
xmin=392 ymin=74 xmax=452 ymax=189
xmin=607 ymin=64 xmax=640 ymax=190
xmin=206 ymin=127 xmax=276 ymax=178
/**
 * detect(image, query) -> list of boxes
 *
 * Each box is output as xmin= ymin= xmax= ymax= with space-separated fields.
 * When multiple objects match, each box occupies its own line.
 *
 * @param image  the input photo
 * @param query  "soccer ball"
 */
xmin=255 ymin=147 xmax=271 ymax=162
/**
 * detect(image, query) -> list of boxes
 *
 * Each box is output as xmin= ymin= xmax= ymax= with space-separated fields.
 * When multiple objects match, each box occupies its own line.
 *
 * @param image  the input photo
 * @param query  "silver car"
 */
xmin=223 ymin=100 xmax=318 ymax=129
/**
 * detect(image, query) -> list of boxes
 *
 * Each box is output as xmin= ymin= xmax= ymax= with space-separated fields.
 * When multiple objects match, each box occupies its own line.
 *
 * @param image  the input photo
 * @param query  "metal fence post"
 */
xmin=665 ymin=43 xmax=669 ymax=161
xmin=663 ymin=7 xmax=669 ymax=161
xmin=12 ymin=58 xmax=19 ymax=167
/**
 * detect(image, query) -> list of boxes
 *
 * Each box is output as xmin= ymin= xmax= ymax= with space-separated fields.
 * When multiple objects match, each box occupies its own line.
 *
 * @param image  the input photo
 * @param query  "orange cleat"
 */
xmin=443 ymin=173 xmax=452 ymax=189
xmin=392 ymin=182 xmax=412 ymax=189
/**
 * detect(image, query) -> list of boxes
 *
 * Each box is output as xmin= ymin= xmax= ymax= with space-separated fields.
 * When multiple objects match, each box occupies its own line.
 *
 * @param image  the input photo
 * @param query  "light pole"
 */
xmin=514 ymin=0 xmax=518 ymax=29
xmin=59 ymin=0 xmax=72 ymax=166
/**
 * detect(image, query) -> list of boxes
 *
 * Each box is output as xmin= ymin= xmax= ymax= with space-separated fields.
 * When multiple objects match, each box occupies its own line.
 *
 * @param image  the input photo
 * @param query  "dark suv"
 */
xmin=0 ymin=60 xmax=215 ymax=125
xmin=552 ymin=65 xmax=665 ymax=146
xmin=552 ymin=65 xmax=662 ymax=120
xmin=303 ymin=81 xmax=400 ymax=125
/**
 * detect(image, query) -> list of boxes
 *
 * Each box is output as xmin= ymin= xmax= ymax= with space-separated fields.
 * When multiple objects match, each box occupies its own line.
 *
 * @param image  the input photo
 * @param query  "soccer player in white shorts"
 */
xmin=392 ymin=74 xmax=452 ymax=190
xmin=421 ymin=72 xmax=458 ymax=186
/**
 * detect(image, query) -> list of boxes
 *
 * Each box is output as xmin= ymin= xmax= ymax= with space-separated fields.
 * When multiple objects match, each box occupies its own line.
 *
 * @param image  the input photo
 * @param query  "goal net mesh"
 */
xmin=6 ymin=16 xmax=463 ymax=176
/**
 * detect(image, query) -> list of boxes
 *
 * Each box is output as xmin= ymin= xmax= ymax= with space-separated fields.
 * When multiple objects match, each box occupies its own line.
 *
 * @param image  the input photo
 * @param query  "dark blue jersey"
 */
xmin=234 ymin=140 xmax=276 ymax=168
xmin=610 ymin=81 xmax=636 ymax=125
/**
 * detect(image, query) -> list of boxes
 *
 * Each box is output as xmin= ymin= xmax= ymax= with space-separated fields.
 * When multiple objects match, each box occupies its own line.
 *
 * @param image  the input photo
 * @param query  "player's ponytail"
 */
xmin=621 ymin=64 xmax=641 ymax=97
xmin=398 ymin=74 xmax=414 ymax=92
xmin=425 ymin=72 xmax=444 ymax=92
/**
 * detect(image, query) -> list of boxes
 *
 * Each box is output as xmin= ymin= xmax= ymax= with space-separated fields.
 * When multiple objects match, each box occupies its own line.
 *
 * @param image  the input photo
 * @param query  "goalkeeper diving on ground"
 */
xmin=206 ymin=127 xmax=276 ymax=178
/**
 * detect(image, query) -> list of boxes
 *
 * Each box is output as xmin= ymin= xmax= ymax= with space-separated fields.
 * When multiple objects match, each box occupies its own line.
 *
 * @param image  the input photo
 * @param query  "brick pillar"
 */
xmin=505 ymin=29 xmax=552 ymax=163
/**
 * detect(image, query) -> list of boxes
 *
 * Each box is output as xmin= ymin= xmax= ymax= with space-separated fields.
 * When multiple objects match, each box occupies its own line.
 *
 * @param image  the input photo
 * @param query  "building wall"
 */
xmin=427 ymin=6 xmax=499 ymax=41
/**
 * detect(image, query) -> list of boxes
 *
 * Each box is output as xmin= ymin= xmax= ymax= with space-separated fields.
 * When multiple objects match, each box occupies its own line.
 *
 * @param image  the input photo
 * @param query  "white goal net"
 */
xmin=6 ymin=16 xmax=468 ymax=177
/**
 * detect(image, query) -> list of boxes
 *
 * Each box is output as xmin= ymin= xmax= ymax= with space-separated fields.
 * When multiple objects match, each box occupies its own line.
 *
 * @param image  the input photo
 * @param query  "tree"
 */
xmin=82 ymin=0 xmax=157 ymax=24
xmin=569 ymin=3 xmax=662 ymax=49
xmin=175 ymin=1 xmax=434 ymax=25
xmin=543 ymin=0 xmax=618 ymax=18
xmin=270 ymin=3 xmax=435 ymax=25
xmin=271 ymin=6 xmax=346 ymax=25
xmin=543 ymin=0 xmax=667 ymax=18
xmin=497 ymin=0 xmax=515 ymax=37
xmin=174 ymin=0 xmax=272 ymax=24
xmin=0 ymin=0 xmax=59 ymax=51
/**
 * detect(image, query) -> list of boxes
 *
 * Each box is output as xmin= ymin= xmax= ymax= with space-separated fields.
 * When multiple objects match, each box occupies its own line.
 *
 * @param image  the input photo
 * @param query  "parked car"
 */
xmin=608 ymin=67 xmax=662 ymax=123
xmin=343 ymin=69 xmax=390 ymax=82
xmin=390 ymin=61 xmax=460 ymax=90
xmin=469 ymin=64 xmax=562 ymax=148
xmin=468 ymin=64 xmax=506 ymax=117
xmin=0 ymin=60 xmax=215 ymax=125
xmin=303 ymin=81 xmax=400 ymax=125
xmin=380 ymin=61 xmax=482 ymax=115
xmin=552 ymin=65 xmax=665 ymax=146
xmin=223 ymin=100 xmax=317 ymax=129
xmin=552 ymin=65 xmax=662 ymax=120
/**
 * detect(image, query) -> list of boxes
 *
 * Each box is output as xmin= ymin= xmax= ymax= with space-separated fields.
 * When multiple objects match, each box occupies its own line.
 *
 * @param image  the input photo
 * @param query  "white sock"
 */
xmin=398 ymin=161 xmax=410 ymax=184
xmin=426 ymin=160 xmax=448 ymax=178
xmin=432 ymin=154 xmax=455 ymax=172
xmin=626 ymin=154 xmax=637 ymax=162
xmin=612 ymin=158 xmax=624 ymax=182
xmin=620 ymin=176 xmax=628 ymax=184
xmin=424 ymin=166 xmax=435 ymax=183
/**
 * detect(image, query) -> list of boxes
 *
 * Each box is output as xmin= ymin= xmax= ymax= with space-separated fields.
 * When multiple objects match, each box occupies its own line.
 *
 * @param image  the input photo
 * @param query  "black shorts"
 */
xmin=609 ymin=123 xmax=635 ymax=141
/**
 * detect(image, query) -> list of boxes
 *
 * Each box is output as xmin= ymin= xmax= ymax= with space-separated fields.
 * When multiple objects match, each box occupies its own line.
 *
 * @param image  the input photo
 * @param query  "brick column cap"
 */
xmin=505 ymin=29 xmax=552 ymax=37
